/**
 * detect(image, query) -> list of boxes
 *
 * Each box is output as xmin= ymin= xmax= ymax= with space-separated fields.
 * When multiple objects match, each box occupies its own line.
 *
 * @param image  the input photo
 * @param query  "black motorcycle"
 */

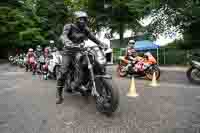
xmin=64 ymin=43 xmax=119 ymax=115
xmin=186 ymin=53 xmax=200 ymax=84
xmin=36 ymin=55 xmax=48 ymax=80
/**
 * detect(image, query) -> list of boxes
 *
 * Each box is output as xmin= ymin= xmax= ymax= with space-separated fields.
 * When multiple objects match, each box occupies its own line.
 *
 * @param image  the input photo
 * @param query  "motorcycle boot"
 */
xmin=32 ymin=64 xmax=37 ymax=75
xmin=56 ymin=86 xmax=64 ymax=104
xmin=32 ymin=70 xmax=36 ymax=75
xmin=25 ymin=64 xmax=29 ymax=72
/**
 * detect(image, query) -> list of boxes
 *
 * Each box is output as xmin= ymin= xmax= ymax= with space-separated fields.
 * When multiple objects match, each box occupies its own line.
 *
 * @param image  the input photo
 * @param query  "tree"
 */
xmin=0 ymin=0 xmax=68 ymax=49
xmin=87 ymin=0 xmax=155 ymax=45
xmin=147 ymin=0 xmax=200 ymax=49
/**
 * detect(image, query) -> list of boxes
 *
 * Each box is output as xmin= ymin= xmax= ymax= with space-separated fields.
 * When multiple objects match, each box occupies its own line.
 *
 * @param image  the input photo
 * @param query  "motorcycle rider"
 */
xmin=35 ymin=45 xmax=44 ymax=73
xmin=25 ymin=48 xmax=37 ymax=74
xmin=56 ymin=11 xmax=107 ymax=104
xmin=35 ymin=45 xmax=42 ymax=57
xmin=124 ymin=40 xmax=140 ymax=71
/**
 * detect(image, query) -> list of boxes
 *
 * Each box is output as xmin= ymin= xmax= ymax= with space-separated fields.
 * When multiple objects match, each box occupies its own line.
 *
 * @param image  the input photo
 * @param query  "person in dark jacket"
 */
xmin=56 ymin=11 xmax=107 ymax=104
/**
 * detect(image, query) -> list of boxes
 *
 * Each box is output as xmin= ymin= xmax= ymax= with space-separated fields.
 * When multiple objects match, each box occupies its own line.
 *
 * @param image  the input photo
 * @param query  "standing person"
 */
xmin=56 ymin=11 xmax=107 ymax=104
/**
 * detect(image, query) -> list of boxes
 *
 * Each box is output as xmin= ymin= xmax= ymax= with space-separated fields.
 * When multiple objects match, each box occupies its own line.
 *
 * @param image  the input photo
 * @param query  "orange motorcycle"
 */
xmin=117 ymin=52 xmax=160 ymax=80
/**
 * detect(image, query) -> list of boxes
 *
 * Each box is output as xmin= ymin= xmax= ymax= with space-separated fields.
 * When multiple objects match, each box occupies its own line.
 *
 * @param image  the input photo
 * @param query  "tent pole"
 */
xmin=157 ymin=48 xmax=159 ymax=65
xmin=164 ymin=48 xmax=166 ymax=65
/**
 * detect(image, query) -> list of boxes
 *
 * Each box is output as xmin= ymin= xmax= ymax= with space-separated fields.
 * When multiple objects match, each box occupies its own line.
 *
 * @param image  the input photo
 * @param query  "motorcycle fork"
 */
xmin=85 ymin=54 xmax=100 ymax=97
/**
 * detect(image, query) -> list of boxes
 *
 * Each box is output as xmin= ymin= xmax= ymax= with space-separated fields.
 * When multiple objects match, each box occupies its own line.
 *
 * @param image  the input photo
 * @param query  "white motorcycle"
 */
xmin=47 ymin=50 xmax=62 ymax=80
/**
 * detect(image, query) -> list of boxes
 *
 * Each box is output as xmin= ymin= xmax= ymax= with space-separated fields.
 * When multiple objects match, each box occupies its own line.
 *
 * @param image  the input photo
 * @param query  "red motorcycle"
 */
xmin=41 ymin=63 xmax=48 ymax=80
xmin=117 ymin=53 xmax=161 ymax=80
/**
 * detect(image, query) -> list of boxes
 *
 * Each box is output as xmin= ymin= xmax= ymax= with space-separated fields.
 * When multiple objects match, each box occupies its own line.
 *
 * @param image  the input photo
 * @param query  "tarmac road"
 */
xmin=0 ymin=63 xmax=200 ymax=133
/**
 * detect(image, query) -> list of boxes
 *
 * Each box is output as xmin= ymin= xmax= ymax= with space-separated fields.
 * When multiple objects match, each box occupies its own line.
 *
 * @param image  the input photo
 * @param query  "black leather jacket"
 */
xmin=60 ymin=24 xmax=103 ymax=52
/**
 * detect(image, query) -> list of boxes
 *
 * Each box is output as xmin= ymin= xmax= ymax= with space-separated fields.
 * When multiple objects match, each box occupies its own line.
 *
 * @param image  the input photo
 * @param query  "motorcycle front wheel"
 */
xmin=145 ymin=65 xmax=161 ymax=80
xmin=187 ymin=67 xmax=200 ymax=85
xmin=95 ymin=78 xmax=119 ymax=116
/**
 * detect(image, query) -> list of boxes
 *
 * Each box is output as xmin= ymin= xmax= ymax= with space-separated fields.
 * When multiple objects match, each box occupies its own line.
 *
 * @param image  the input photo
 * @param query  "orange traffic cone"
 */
xmin=149 ymin=72 xmax=159 ymax=87
xmin=127 ymin=76 xmax=139 ymax=97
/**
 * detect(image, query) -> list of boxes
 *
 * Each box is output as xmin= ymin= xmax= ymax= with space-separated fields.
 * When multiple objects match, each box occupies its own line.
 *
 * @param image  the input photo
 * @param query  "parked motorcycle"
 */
xmin=47 ymin=50 xmax=62 ymax=80
xmin=64 ymin=43 xmax=119 ymax=115
xmin=117 ymin=53 xmax=160 ymax=80
xmin=186 ymin=54 xmax=200 ymax=84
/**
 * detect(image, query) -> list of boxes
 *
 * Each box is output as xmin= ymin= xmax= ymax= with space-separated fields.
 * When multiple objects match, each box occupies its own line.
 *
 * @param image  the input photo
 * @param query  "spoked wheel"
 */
xmin=95 ymin=78 xmax=119 ymax=116
xmin=145 ymin=65 xmax=160 ymax=80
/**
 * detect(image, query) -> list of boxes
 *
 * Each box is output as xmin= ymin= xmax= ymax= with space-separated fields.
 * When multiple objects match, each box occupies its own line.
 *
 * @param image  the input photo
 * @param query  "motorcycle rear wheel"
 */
xmin=145 ymin=65 xmax=161 ymax=80
xmin=95 ymin=78 xmax=119 ymax=116
xmin=187 ymin=67 xmax=200 ymax=85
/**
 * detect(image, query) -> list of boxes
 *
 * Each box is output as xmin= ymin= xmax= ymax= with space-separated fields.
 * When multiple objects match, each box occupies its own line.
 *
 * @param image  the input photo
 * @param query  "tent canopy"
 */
xmin=134 ymin=40 xmax=159 ymax=51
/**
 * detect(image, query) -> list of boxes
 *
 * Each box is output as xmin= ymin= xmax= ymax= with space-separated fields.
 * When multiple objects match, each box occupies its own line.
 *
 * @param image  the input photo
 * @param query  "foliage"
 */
xmin=147 ymin=0 xmax=200 ymax=49
xmin=0 ymin=0 xmax=67 ymax=49
xmin=2 ymin=0 xmax=198 ymax=50
xmin=86 ymin=0 xmax=158 ymax=45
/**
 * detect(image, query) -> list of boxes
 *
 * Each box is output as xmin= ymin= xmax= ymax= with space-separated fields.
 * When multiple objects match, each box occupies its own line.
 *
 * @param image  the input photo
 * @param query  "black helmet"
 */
xmin=74 ymin=11 xmax=88 ymax=28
